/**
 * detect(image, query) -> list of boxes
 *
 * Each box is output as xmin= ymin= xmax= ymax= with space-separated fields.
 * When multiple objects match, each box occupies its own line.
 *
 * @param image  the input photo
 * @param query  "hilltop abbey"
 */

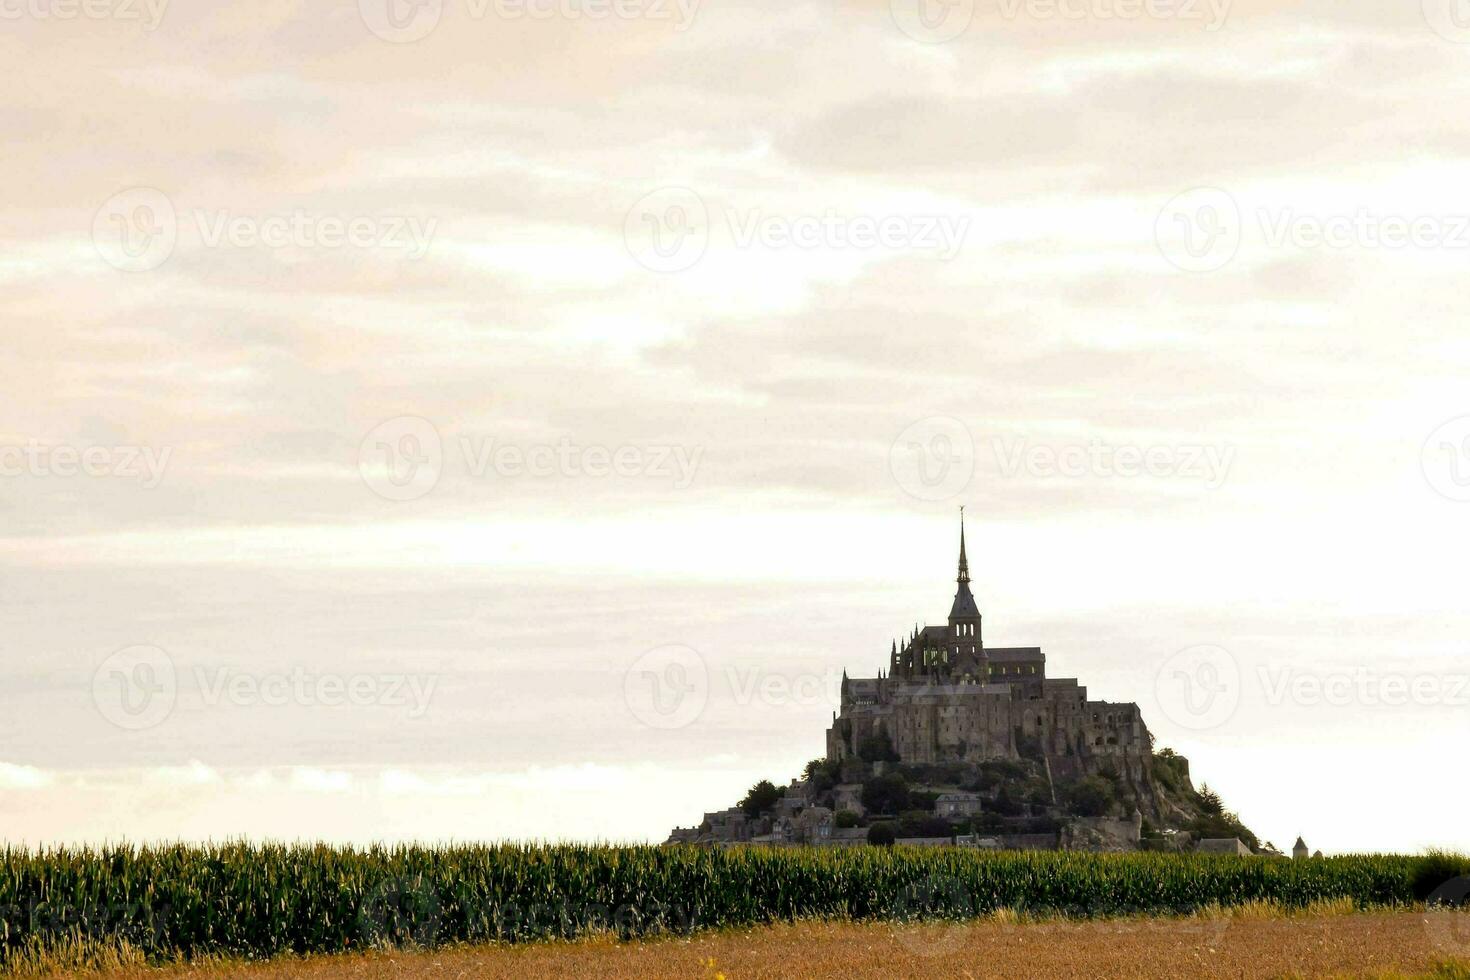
xmin=667 ymin=516 xmax=1254 ymax=852
xmin=827 ymin=515 xmax=1150 ymax=788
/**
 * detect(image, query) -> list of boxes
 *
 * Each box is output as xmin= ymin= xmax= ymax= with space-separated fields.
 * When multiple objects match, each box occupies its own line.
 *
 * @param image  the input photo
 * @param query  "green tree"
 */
xmin=1065 ymin=776 xmax=1117 ymax=817
xmin=908 ymin=790 xmax=939 ymax=811
xmin=898 ymin=811 xmax=952 ymax=838
xmin=834 ymin=809 xmax=859 ymax=829
xmin=803 ymin=758 xmax=840 ymax=794
xmin=857 ymin=724 xmax=900 ymax=763
xmin=861 ymin=773 xmax=909 ymax=815
xmin=867 ymin=822 xmax=897 ymax=847
xmin=739 ymin=780 xmax=782 ymax=817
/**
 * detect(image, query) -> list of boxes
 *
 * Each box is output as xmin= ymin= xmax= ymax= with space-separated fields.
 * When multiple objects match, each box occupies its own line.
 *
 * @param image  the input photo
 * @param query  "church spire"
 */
xmin=957 ymin=507 xmax=970 ymax=585
xmin=948 ymin=508 xmax=981 ymax=626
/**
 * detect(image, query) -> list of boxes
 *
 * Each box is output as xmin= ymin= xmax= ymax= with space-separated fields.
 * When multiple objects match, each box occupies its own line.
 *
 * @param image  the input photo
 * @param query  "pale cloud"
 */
xmin=2 ymin=0 xmax=1469 ymax=853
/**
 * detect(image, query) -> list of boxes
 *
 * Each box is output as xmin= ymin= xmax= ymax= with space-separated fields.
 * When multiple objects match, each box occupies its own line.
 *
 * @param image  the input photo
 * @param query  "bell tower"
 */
xmin=947 ymin=509 xmax=983 ymax=676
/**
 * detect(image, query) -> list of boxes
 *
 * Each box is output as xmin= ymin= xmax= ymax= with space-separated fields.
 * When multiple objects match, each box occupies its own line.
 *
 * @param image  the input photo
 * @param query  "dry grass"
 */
xmin=30 ymin=908 xmax=1467 ymax=980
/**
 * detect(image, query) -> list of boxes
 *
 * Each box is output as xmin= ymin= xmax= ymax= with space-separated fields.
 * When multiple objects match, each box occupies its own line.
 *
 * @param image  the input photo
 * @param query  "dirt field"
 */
xmin=87 ymin=910 xmax=1470 ymax=979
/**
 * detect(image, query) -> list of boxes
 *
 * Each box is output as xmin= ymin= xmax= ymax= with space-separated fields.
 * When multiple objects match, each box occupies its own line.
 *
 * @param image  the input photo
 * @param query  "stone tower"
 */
xmin=947 ymin=510 xmax=984 ymax=677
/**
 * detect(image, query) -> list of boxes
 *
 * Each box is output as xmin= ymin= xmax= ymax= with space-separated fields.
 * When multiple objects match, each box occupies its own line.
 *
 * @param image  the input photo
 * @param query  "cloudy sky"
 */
xmin=2 ymin=0 xmax=1469 ymax=854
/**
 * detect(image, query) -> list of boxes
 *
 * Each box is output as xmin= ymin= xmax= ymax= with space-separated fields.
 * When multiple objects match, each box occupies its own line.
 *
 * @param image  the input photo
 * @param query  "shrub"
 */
xmin=866 ymin=823 xmax=897 ymax=847
xmin=739 ymin=780 xmax=782 ymax=817
xmin=861 ymin=773 xmax=909 ymax=815
xmin=1064 ymin=777 xmax=1117 ymax=818
xmin=857 ymin=726 xmax=900 ymax=763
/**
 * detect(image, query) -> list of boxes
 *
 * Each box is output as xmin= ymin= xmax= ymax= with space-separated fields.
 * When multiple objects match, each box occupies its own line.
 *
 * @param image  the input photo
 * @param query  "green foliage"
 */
xmin=1065 ymin=777 xmax=1118 ymax=818
xmin=833 ymin=810 xmax=860 ymax=829
xmin=973 ymin=812 xmax=1007 ymax=833
xmin=1151 ymin=749 xmax=1190 ymax=795
xmin=908 ymin=790 xmax=939 ymax=811
xmin=866 ymin=823 xmax=897 ymax=846
xmin=1015 ymin=733 xmax=1045 ymax=762
xmin=991 ymin=785 xmax=1023 ymax=817
xmin=1411 ymin=849 xmax=1470 ymax=902
xmin=0 ymin=843 xmax=1459 ymax=968
xmin=1185 ymin=786 xmax=1258 ymax=851
xmin=857 ymin=725 xmax=900 ymax=763
xmin=803 ymin=758 xmax=841 ymax=794
xmin=976 ymin=760 xmax=1029 ymax=790
xmin=897 ymin=811 xmax=953 ymax=839
xmin=739 ymin=780 xmax=782 ymax=817
xmin=861 ymin=773 xmax=909 ymax=815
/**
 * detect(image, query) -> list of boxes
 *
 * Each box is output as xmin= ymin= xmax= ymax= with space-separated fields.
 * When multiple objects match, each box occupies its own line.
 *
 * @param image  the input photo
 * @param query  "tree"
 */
xmin=834 ymin=809 xmax=860 ymax=829
xmin=1198 ymin=784 xmax=1224 ymax=816
xmin=857 ymin=724 xmax=900 ymax=763
xmin=803 ymin=758 xmax=840 ymax=794
xmin=739 ymin=780 xmax=782 ymax=817
xmin=908 ymin=790 xmax=939 ymax=811
xmin=991 ymin=784 xmax=1023 ymax=817
xmin=898 ymin=811 xmax=952 ymax=839
xmin=861 ymin=773 xmax=909 ymax=815
xmin=867 ymin=822 xmax=897 ymax=847
xmin=1065 ymin=776 xmax=1117 ymax=817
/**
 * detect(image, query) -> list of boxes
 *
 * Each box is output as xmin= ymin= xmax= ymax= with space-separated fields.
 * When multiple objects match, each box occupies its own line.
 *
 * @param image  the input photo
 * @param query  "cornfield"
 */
xmin=0 ymin=843 xmax=1464 ymax=970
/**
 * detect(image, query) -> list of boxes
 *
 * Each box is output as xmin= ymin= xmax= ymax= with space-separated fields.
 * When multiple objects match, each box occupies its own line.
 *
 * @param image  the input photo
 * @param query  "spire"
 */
xmin=957 ymin=507 xmax=970 ymax=585
xmin=948 ymin=508 xmax=981 ymax=624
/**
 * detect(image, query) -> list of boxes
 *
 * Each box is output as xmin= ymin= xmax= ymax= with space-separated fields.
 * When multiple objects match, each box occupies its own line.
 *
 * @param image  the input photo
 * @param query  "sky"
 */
xmin=2 ymin=0 xmax=1470 ymax=854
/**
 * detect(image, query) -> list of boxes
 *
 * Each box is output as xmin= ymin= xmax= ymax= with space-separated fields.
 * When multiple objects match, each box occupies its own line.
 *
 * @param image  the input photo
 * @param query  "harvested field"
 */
xmin=86 ymin=910 xmax=1470 ymax=980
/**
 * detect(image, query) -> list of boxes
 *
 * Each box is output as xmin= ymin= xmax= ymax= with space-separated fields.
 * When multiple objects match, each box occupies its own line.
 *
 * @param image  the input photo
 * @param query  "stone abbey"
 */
xmin=666 ymin=514 xmax=1260 ymax=852
xmin=827 ymin=514 xmax=1151 ymax=792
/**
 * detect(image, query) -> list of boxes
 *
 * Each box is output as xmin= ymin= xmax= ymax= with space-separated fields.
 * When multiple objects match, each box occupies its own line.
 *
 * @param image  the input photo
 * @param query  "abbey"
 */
xmin=667 ymin=516 xmax=1256 ymax=852
xmin=826 ymin=515 xmax=1151 ymax=791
